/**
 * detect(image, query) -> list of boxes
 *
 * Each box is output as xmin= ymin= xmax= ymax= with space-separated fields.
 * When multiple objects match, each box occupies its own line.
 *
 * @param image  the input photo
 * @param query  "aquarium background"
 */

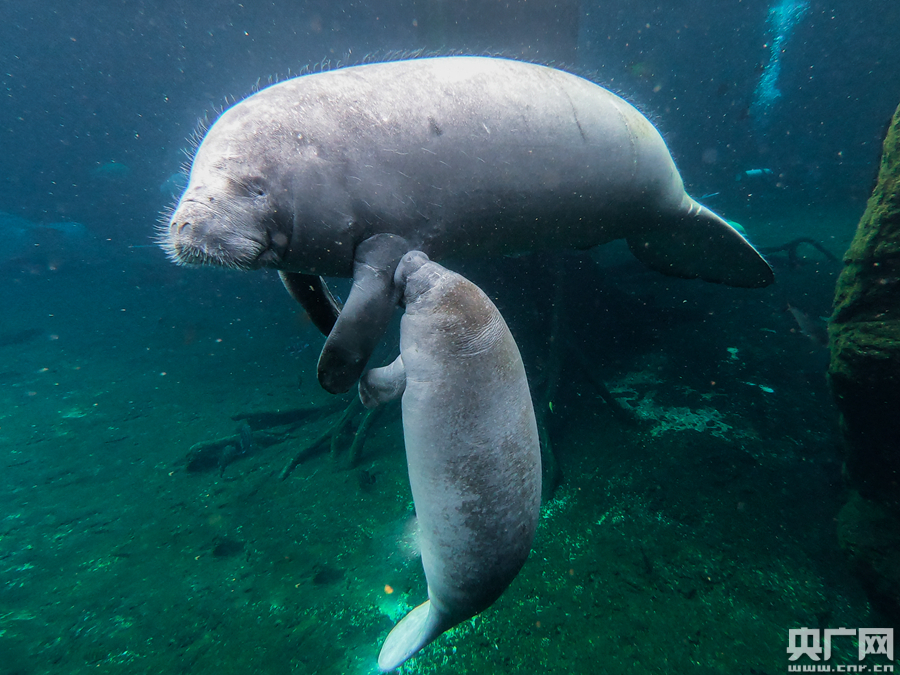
xmin=1 ymin=1 xmax=899 ymax=674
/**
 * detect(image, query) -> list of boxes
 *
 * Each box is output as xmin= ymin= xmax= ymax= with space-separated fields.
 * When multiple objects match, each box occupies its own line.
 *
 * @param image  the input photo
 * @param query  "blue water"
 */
xmin=1 ymin=2 xmax=898 ymax=674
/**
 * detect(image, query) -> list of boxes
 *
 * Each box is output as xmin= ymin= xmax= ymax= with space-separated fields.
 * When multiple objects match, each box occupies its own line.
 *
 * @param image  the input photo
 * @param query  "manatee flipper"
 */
xmin=317 ymin=234 xmax=411 ymax=394
xmin=378 ymin=600 xmax=453 ymax=672
xmin=278 ymin=271 xmax=342 ymax=336
xmin=627 ymin=199 xmax=774 ymax=288
xmin=359 ymin=356 xmax=406 ymax=409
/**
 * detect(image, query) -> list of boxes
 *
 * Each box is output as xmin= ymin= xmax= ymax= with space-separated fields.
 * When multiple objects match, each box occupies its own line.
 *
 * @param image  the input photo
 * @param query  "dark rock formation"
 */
xmin=829 ymin=101 xmax=900 ymax=620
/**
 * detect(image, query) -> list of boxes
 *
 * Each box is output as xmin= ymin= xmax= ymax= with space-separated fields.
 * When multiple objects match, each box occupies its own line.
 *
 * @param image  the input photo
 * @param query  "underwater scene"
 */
xmin=1 ymin=1 xmax=899 ymax=674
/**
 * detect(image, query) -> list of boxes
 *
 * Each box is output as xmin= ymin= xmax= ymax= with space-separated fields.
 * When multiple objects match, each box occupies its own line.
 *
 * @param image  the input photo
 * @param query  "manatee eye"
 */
xmin=228 ymin=176 xmax=266 ymax=198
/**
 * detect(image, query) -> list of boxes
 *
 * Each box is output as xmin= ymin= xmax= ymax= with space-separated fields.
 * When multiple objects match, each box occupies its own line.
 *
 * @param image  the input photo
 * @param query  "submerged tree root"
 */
xmin=280 ymin=395 xmax=363 ymax=480
xmin=532 ymin=258 xmax=641 ymax=501
xmin=180 ymin=397 xmax=382 ymax=478
xmin=759 ymin=237 xmax=839 ymax=267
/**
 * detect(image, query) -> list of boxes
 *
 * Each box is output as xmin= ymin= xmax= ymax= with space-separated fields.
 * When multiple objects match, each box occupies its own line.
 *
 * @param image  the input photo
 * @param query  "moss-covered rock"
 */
xmin=829 ymin=102 xmax=900 ymax=508
xmin=829 ymin=102 xmax=900 ymax=619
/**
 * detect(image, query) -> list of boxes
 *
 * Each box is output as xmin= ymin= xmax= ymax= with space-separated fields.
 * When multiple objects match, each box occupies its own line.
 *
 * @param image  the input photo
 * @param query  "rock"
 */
xmin=829 ymin=101 xmax=900 ymax=508
xmin=829 ymin=101 xmax=900 ymax=619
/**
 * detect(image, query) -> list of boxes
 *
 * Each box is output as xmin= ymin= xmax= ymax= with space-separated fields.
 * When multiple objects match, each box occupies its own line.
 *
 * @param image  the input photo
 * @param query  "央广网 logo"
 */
xmin=787 ymin=627 xmax=893 ymax=671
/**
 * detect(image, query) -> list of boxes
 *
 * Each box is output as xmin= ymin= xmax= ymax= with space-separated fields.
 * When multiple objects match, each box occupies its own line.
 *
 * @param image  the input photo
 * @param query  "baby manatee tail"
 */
xmin=378 ymin=600 xmax=453 ymax=672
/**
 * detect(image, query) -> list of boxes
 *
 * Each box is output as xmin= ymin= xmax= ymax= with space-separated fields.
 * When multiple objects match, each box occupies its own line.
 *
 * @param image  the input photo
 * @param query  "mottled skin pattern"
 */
xmin=162 ymin=56 xmax=773 ymax=393
xmin=359 ymin=252 xmax=541 ymax=671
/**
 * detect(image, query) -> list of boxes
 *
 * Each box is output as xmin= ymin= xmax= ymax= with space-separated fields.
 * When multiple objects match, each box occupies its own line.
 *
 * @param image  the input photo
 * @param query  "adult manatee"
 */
xmin=162 ymin=56 xmax=774 ymax=393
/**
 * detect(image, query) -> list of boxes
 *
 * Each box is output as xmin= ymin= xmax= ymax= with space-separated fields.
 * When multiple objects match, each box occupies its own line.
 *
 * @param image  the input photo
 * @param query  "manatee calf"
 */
xmin=359 ymin=252 xmax=541 ymax=671
xmin=162 ymin=56 xmax=774 ymax=393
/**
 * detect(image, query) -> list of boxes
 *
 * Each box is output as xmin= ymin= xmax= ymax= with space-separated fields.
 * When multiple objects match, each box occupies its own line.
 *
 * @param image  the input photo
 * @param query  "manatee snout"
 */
xmin=164 ymin=198 xmax=268 ymax=269
xmin=393 ymin=251 xmax=431 ymax=305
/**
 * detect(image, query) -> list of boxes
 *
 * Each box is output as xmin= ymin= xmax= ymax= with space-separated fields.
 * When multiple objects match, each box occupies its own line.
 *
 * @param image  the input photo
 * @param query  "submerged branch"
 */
xmin=759 ymin=237 xmax=839 ymax=267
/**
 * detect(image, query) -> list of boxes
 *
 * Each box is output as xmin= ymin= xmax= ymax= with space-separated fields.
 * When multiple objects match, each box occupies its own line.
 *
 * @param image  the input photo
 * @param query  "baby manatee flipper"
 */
xmin=317 ymin=233 xmax=411 ymax=394
xmin=278 ymin=271 xmax=343 ymax=336
xmin=358 ymin=355 xmax=406 ymax=409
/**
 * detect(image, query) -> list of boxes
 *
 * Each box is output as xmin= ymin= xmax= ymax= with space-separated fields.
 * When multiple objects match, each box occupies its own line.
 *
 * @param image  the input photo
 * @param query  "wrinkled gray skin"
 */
xmin=163 ymin=56 xmax=774 ymax=393
xmin=359 ymin=252 xmax=541 ymax=671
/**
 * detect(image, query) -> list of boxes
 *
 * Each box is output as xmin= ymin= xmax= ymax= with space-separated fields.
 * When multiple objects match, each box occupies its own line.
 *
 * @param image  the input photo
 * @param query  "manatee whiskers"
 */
xmin=166 ymin=241 xmax=253 ymax=269
xmin=163 ymin=197 xmax=270 ymax=269
xmin=159 ymin=222 xmax=267 ymax=269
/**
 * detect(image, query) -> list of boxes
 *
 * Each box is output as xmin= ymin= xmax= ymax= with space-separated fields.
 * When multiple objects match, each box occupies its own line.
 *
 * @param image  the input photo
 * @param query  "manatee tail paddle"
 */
xmin=378 ymin=599 xmax=453 ymax=672
xmin=627 ymin=198 xmax=775 ymax=288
